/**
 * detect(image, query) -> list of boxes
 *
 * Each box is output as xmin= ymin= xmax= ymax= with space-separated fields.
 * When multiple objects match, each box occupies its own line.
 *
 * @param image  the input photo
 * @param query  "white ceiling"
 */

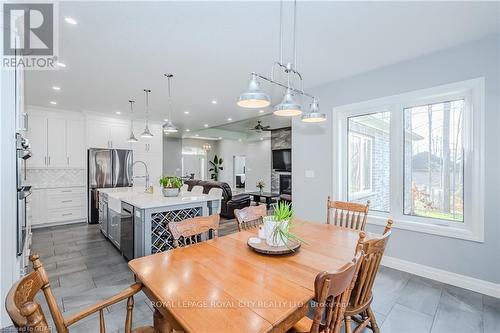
xmin=26 ymin=1 xmax=499 ymax=131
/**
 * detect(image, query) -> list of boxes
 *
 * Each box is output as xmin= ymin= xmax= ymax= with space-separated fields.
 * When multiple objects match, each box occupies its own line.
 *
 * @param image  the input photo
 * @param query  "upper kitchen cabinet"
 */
xmin=86 ymin=118 xmax=131 ymax=150
xmin=25 ymin=110 xmax=86 ymax=169
xmin=130 ymin=121 xmax=162 ymax=153
xmin=26 ymin=113 xmax=48 ymax=168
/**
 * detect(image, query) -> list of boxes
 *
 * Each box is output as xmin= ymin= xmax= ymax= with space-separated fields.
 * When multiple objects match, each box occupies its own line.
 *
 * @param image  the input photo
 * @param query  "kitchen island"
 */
xmin=97 ymin=187 xmax=221 ymax=259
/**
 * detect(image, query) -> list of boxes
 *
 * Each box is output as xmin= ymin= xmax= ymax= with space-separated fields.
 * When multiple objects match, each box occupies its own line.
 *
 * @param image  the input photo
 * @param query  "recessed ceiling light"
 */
xmin=195 ymin=134 xmax=199 ymax=137
xmin=211 ymin=100 xmax=217 ymax=104
xmin=227 ymin=118 xmax=232 ymax=121
xmin=260 ymin=137 xmax=264 ymax=141
xmin=64 ymin=17 xmax=77 ymax=25
xmin=50 ymin=101 xmax=57 ymax=105
xmin=115 ymin=111 xmax=121 ymax=115
xmin=204 ymin=124 xmax=209 ymax=128
xmin=259 ymin=110 xmax=265 ymax=113
xmin=184 ymin=111 xmax=189 ymax=115
xmin=52 ymin=86 xmax=61 ymax=91
xmin=218 ymin=137 xmax=222 ymax=140
xmin=56 ymin=62 xmax=66 ymax=68
xmin=164 ymin=118 xmax=169 ymax=122
xmin=238 ymin=138 xmax=242 ymax=142
xmin=185 ymin=129 xmax=190 ymax=132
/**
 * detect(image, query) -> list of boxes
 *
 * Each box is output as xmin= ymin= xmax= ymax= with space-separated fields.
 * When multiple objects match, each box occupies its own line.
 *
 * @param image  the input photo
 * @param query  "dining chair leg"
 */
xmin=345 ymin=315 xmax=353 ymax=333
xmin=366 ymin=306 xmax=380 ymax=333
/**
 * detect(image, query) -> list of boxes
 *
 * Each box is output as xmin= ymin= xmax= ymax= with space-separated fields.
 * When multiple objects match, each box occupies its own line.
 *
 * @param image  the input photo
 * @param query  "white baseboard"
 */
xmin=31 ymin=219 xmax=86 ymax=229
xmin=381 ymin=255 xmax=500 ymax=299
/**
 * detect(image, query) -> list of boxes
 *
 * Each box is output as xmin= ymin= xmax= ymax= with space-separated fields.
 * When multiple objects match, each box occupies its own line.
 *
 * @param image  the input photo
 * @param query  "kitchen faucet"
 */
xmin=132 ymin=160 xmax=150 ymax=192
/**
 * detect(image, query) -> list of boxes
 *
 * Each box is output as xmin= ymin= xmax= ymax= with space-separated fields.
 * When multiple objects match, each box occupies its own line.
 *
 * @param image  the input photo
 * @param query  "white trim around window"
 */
xmin=333 ymin=78 xmax=485 ymax=242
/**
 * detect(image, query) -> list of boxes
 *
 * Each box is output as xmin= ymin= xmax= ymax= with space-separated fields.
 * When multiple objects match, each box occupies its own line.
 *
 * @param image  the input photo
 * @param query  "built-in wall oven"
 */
xmin=16 ymin=133 xmax=32 ymax=255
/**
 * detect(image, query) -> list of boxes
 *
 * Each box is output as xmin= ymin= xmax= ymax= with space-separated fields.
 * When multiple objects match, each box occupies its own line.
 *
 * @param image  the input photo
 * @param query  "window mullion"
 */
xmin=390 ymin=104 xmax=403 ymax=220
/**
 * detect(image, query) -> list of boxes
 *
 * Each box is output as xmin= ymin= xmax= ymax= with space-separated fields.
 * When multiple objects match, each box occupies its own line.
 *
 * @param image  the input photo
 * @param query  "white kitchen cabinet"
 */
xmin=131 ymin=121 xmax=162 ymax=153
xmin=110 ymin=123 xmax=131 ymax=149
xmin=47 ymin=118 xmax=67 ymax=167
xmin=87 ymin=119 xmax=131 ymax=149
xmin=28 ymin=189 xmax=47 ymax=226
xmin=66 ymin=119 xmax=86 ymax=167
xmin=26 ymin=113 xmax=48 ymax=168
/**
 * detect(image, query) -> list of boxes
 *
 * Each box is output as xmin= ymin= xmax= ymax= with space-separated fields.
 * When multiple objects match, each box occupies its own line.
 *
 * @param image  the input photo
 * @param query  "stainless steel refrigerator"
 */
xmin=87 ymin=149 xmax=133 ymax=224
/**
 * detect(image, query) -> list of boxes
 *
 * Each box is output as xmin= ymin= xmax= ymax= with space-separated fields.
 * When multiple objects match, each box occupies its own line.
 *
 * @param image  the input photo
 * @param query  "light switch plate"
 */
xmin=305 ymin=170 xmax=315 ymax=178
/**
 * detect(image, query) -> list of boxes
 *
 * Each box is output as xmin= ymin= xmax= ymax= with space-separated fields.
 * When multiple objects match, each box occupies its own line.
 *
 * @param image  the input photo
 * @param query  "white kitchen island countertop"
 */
xmin=97 ymin=186 xmax=222 ymax=210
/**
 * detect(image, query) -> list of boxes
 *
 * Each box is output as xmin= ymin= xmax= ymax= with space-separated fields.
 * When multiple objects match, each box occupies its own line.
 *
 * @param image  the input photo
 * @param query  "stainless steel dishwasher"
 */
xmin=120 ymin=202 xmax=134 ymax=261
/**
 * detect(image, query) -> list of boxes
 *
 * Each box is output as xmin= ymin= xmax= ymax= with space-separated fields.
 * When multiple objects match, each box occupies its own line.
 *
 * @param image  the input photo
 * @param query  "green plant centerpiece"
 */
xmin=209 ymin=155 xmax=224 ymax=181
xmin=256 ymin=180 xmax=265 ymax=194
xmin=159 ymin=176 xmax=183 ymax=197
xmin=263 ymin=201 xmax=304 ymax=248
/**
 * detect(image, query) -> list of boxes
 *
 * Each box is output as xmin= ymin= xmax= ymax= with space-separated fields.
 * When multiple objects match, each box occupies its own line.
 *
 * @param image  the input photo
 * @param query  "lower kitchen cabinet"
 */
xmin=107 ymin=208 xmax=121 ymax=248
xmin=29 ymin=186 xmax=87 ymax=227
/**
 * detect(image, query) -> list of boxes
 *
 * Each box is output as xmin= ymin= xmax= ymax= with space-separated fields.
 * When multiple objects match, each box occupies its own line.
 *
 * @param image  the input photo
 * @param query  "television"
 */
xmin=272 ymin=149 xmax=291 ymax=171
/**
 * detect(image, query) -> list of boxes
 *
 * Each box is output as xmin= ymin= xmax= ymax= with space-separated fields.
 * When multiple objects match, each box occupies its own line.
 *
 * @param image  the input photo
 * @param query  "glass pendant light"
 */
xmin=273 ymin=88 xmax=302 ymax=116
xmin=237 ymin=73 xmax=271 ymax=108
xmin=301 ymin=98 xmax=326 ymax=122
xmin=127 ymin=100 xmax=138 ymax=142
xmin=163 ymin=74 xmax=178 ymax=133
xmin=141 ymin=89 xmax=154 ymax=138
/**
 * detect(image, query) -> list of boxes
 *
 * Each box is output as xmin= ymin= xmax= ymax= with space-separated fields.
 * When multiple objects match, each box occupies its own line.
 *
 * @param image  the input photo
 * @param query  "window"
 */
xmin=347 ymin=112 xmax=391 ymax=212
xmin=403 ymin=100 xmax=464 ymax=222
xmin=334 ymin=78 xmax=484 ymax=242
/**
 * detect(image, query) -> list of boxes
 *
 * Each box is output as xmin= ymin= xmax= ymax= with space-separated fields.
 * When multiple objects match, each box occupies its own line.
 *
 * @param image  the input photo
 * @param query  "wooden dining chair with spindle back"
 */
xmin=326 ymin=197 xmax=370 ymax=230
xmin=288 ymin=233 xmax=365 ymax=333
xmin=169 ymin=214 xmax=220 ymax=248
xmin=5 ymin=254 xmax=155 ymax=333
xmin=234 ymin=204 xmax=267 ymax=231
xmin=344 ymin=219 xmax=393 ymax=333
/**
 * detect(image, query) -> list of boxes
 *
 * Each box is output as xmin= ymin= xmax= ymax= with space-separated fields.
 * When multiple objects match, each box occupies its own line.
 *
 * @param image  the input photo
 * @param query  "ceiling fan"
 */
xmin=250 ymin=121 xmax=271 ymax=132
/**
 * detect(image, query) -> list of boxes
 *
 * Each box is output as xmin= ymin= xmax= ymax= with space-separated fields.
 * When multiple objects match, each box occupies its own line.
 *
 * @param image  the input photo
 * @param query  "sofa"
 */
xmin=184 ymin=180 xmax=251 ymax=219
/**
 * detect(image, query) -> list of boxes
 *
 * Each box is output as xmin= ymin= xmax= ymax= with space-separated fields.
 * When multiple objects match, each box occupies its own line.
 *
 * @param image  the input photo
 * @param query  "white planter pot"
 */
xmin=162 ymin=188 xmax=180 ymax=197
xmin=263 ymin=216 xmax=289 ymax=247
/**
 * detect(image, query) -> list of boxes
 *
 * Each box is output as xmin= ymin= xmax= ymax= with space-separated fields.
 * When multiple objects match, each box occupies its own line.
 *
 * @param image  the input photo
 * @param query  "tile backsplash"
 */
xmin=27 ymin=168 xmax=86 ymax=188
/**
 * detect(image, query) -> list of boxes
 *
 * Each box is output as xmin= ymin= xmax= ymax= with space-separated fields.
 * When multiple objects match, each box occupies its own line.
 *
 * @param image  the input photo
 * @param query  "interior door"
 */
xmin=26 ymin=114 xmax=47 ymax=168
xmin=47 ymin=118 xmax=67 ymax=167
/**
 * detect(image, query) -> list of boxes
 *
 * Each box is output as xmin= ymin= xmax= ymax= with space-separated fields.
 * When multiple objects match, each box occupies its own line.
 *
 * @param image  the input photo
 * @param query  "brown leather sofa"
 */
xmin=184 ymin=180 xmax=251 ymax=219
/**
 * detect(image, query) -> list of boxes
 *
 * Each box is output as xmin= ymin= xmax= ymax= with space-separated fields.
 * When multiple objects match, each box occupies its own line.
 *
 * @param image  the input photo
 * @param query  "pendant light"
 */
xmin=301 ymin=98 xmax=326 ymax=122
xmin=127 ymin=100 xmax=138 ymax=142
xmin=163 ymin=73 xmax=178 ymax=133
xmin=238 ymin=0 xmax=325 ymax=122
xmin=140 ymin=89 xmax=154 ymax=138
xmin=237 ymin=73 xmax=271 ymax=108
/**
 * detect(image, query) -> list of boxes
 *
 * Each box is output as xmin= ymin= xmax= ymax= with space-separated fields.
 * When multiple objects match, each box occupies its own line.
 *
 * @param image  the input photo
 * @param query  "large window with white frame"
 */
xmin=334 ymin=78 xmax=484 ymax=242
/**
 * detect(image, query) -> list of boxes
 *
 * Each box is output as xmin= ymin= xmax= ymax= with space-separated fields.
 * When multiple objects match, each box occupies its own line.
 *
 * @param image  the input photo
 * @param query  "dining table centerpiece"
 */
xmin=159 ymin=176 xmax=183 ymax=197
xmin=256 ymin=180 xmax=265 ymax=195
xmin=263 ymin=201 xmax=303 ymax=247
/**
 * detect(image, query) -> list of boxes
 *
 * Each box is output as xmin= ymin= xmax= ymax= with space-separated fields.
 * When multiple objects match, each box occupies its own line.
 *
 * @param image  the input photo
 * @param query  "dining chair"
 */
xmin=326 ymin=197 xmax=370 ymax=230
xmin=5 ymin=254 xmax=154 ymax=333
xmin=191 ymin=185 xmax=204 ymax=195
xmin=169 ymin=214 xmax=220 ymax=248
xmin=289 ymin=234 xmax=364 ymax=333
xmin=344 ymin=219 xmax=393 ymax=333
xmin=208 ymin=187 xmax=223 ymax=214
xmin=234 ymin=204 xmax=267 ymax=231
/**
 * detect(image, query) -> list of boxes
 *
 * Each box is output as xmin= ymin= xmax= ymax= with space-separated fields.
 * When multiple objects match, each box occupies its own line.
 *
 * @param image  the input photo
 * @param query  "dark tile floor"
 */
xmin=22 ymin=222 xmax=500 ymax=333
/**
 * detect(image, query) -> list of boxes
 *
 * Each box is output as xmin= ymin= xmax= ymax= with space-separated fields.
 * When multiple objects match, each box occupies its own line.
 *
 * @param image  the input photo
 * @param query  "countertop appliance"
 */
xmin=120 ymin=202 xmax=135 ymax=261
xmin=16 ymin=133 xmax=32 ymax=255
xmin=88 ymin=149 xmax=133 ymax=224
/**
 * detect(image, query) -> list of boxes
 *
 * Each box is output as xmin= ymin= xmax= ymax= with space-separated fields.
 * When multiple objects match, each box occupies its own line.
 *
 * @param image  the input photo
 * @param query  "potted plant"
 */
xmin=263 ymin=201 xmax=303 ymax=247
xmin=256 ymin=180 xmax=265 ymax=195
xmin=209 ymin=155 xmax=224 ymax=181
xmin=159 ymin=176 xmax=183 ymax=197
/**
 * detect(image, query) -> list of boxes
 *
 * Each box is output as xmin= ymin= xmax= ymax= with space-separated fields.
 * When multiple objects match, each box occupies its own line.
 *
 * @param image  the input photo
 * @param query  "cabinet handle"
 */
xmin=62 ymin=213 xmax=73 ymax=216
xmin=61 ymin=200 xmax=73 ymax=203
xmin=44 ymin=156 xmax=47 ymax=165
xmin=67 ymin=156 xmax=69 ymax=165
xmin=48 ymin=156 xmax=51 ymax=165
xmin=60 ymin=190 xmax=72 ymax=193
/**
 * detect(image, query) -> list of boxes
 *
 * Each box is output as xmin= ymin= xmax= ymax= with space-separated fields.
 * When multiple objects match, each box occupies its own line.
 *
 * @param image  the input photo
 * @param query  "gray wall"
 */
xmin=163 ymin=136 xmax=183 ymax=176
xmin=292 ymin=35 xmax=500 ymax=283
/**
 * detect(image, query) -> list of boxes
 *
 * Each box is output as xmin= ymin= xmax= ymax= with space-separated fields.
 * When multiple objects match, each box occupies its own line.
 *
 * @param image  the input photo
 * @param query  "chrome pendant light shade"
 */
xmin=301 ymin=98 xmax=326 ymax=122
xmin=273 ymin=88 xmax=302 ymax=116
xmin=127 ymin=100 xmax=139 ymax=142
xmin=163 ymin=73 xmax=178 ymax=134
xmin=141 ymin=89 xmax=154 ymax=138
xmin=237 ymin=74 xmax=271 ymax=108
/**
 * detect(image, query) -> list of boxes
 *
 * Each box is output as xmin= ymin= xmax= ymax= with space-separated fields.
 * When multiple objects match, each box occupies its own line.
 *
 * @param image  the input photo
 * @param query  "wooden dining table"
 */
xmin=128 ymin=219 xmax=373 ymax=333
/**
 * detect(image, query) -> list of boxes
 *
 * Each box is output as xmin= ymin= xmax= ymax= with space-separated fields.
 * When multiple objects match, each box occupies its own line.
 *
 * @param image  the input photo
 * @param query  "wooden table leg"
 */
xmin=153 ymin=307 xmax=184 ymax=333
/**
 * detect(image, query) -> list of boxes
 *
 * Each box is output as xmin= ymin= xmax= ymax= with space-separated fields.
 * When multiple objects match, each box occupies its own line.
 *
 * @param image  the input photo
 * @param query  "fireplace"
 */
xmin=279 ymin=174 xmax=291 ymax=195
